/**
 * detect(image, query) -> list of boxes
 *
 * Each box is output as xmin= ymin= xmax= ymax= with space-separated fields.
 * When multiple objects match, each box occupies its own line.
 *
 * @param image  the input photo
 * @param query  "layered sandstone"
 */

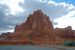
xmin=0 ymin=10 xmax=75 ymax=45
xmin=14 ymin=10 xmax=53 ymax=34
xmin=2 ymin=10 xmax=53 ymax=45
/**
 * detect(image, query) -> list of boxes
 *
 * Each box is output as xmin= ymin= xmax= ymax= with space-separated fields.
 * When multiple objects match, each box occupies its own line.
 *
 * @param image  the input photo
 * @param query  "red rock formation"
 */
xmin=13 ymin=10 xmax=53 ymax=38
xmin=2 ymin=10 xmax=53 ymax=45
xmin=0 ymin=10 xmax=75 ymax=45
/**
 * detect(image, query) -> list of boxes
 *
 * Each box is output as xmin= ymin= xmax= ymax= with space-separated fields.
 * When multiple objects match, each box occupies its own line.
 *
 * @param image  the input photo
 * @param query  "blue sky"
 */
xmin=0 ymin=0 xmax=75 ymax=34
xmin=53 ymin=0 xmax=75 ymax=5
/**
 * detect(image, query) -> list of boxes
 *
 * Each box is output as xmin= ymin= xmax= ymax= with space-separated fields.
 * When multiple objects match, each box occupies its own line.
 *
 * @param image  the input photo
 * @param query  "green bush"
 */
xmin=72 ymin=41 xmax=75 ymax=46
xmin=64 ymin=40 xmax=75 ymax=46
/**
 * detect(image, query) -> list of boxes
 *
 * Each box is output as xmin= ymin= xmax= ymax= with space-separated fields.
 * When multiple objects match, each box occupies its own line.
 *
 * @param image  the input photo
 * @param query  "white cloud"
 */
xmin=21 ymin=0 xmax=75 ymax=21
xmin=0 ymin=30 xmax=14 ymax=34
xmin=0 ymin=0 xmax=24 ymax=15
xmin=54 ymin=10 xmax=75 ymax=30
xmin=1 ymin=0 xmax=74 ymax=19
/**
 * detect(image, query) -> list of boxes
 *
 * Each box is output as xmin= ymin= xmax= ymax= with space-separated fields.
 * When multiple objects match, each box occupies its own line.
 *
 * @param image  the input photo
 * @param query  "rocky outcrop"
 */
xmin=1 ymin=10 xmax=54 ymax=45
xmin=14 ymin=10 xmax=53 ymax=34
xmin=12 ymin=10 xmax=53 ymax=41
xmin=0 ymin=10 xmax=75 ymax=45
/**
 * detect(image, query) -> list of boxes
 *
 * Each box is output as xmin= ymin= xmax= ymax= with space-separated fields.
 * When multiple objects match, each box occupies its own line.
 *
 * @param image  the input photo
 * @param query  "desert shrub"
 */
xmin=64 ymin=40 xmax=73 ymax=46
xmin=64 ymin=40 xmax=75 ymax=46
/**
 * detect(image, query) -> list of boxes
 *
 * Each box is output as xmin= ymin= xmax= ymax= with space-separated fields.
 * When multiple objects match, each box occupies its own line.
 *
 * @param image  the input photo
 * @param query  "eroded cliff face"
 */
xmin=0 ymin=10 xmax=75 ymax=45
xmin=14 ymin=10 xmax=53 ymax=36
xmin=2 ymin=10 xmax=54 ymax=45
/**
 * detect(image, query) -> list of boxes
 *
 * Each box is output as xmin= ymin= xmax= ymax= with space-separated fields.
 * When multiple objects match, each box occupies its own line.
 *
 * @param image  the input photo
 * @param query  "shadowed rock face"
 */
xmin=14 ymin=10 xmax=53 ymax=36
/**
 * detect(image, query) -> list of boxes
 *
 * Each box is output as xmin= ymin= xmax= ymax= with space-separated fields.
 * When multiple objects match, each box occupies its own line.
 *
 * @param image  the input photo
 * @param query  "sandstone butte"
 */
xmin=0 ymin=10 xmax=75 ymax=45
